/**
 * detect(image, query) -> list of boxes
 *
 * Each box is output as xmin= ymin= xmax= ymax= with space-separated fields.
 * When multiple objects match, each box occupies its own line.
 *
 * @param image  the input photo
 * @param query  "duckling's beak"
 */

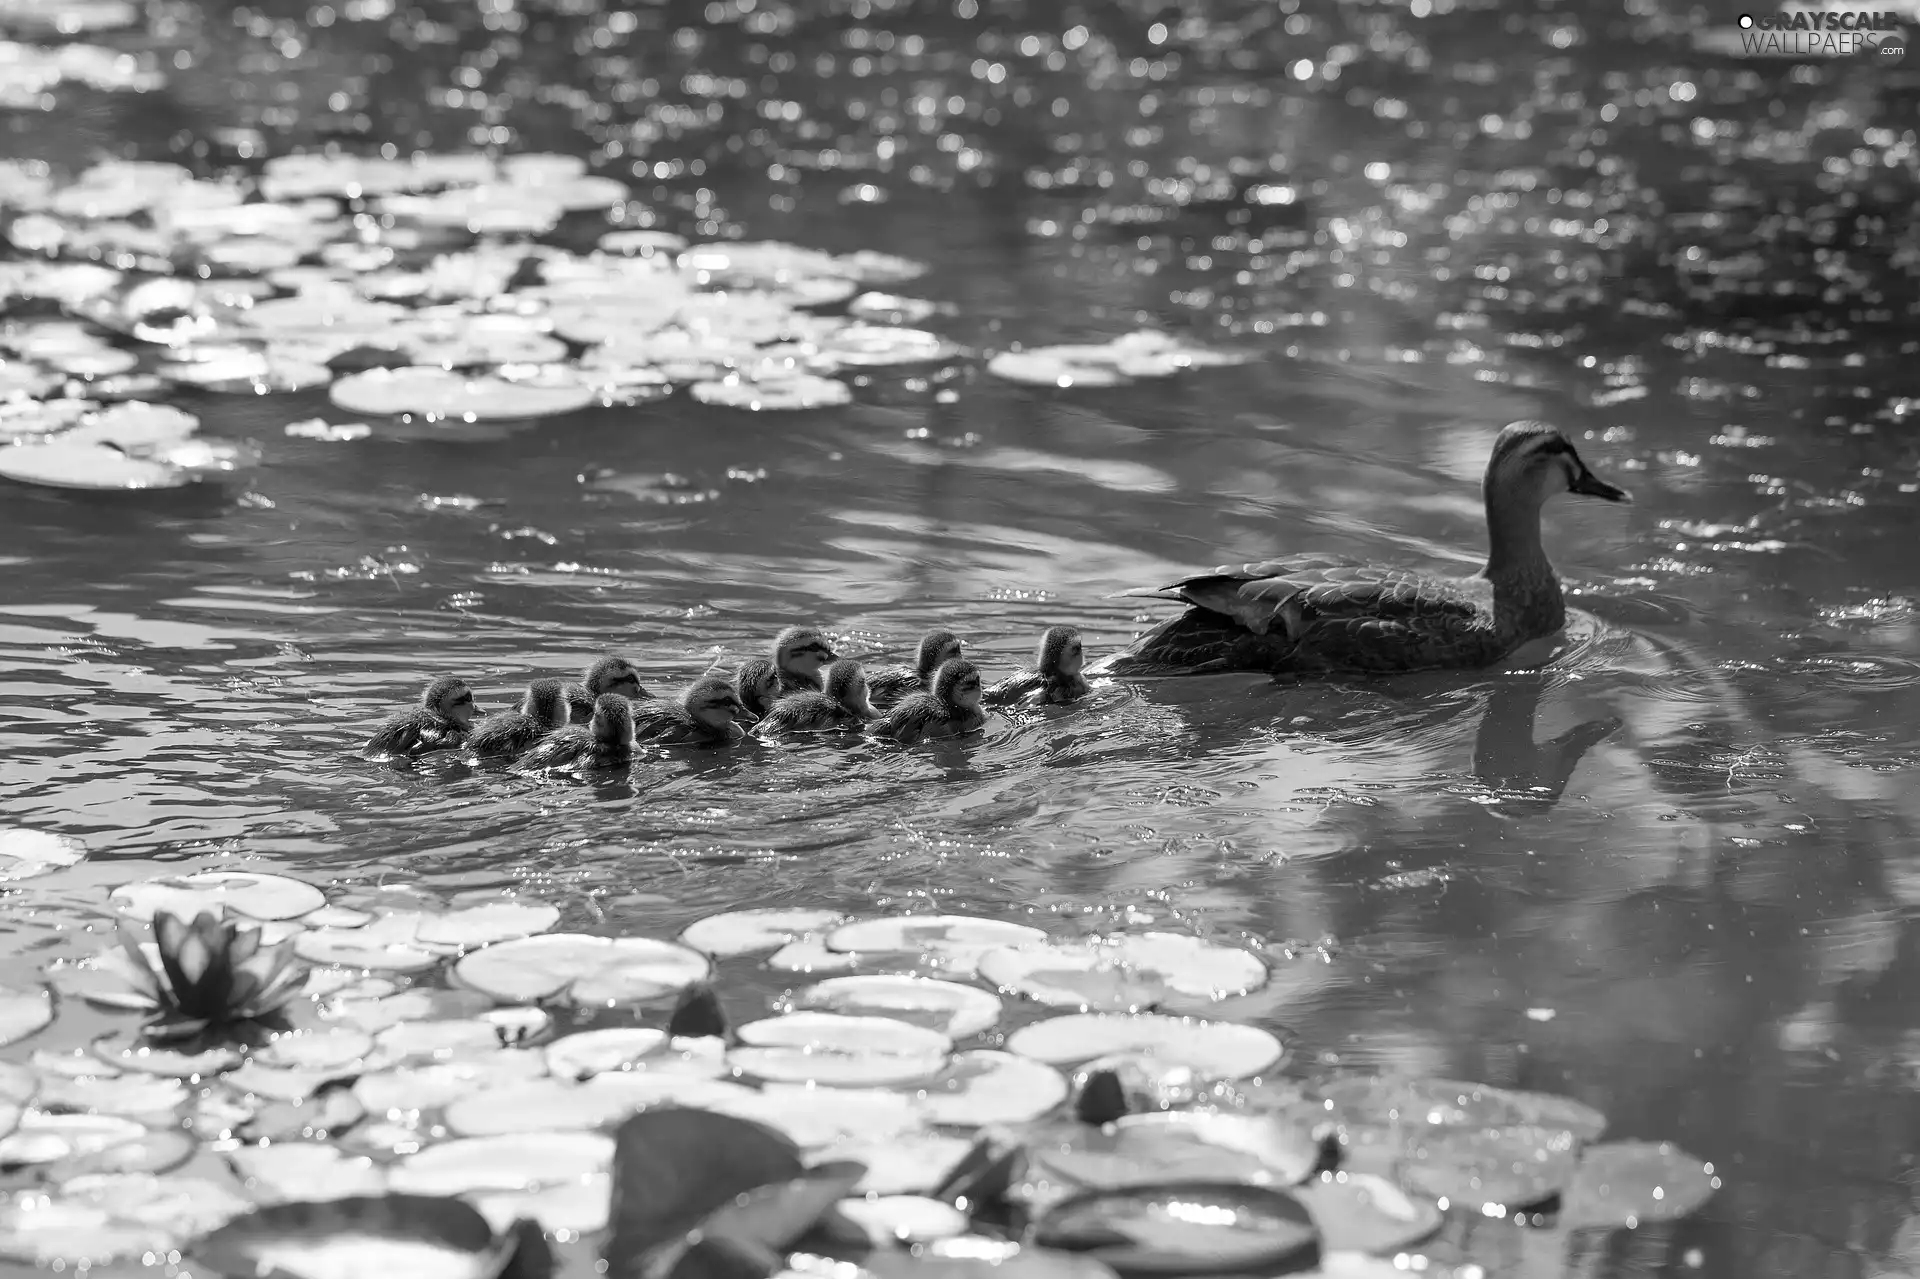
xmin=1570 ymin=466 xmax=1630 ymax=503
xmin=821 ymin=648 xmax=840 ymax=663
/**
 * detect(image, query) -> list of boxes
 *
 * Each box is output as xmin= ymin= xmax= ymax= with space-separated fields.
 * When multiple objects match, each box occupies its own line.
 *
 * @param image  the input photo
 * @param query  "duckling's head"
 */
xmin=914 ymin=629 xmax=965 ymax=678
xmin=583 ymin=656 xmax=646 ymax=700
xmin=930 ymin=658 xmax=984 ymax=712
xmin=1037 ymin=626 xmax=1086 ymax=677
xmin=822 ymin=658 xmax=871 ymax=709
xmin=422 ymin=676 xmax=478 ymax=727
xmin=1487 ymin=422 xmax=1630 ymax=508
xmin=771 ymin=627 xmax=839 ymax=680
xmin=589 ymin=693 xmax=636 ymax=750
xmin=683 ymin=676 xmax=754 ymax=730
xmin=522 ymin=678 xmax=570 ymax=729
xmin=733 ymin=657 xmax=780 ymax=713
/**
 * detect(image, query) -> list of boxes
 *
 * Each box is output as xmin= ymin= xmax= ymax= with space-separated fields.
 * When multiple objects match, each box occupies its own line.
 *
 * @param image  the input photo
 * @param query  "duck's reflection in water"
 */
xmin=1468 ymin=671 xmax=1623 ymax=818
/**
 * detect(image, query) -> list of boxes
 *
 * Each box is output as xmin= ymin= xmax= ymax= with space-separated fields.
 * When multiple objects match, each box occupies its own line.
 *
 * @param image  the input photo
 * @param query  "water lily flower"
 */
xmin=86 ymin=910 xmax=310 ymax=1040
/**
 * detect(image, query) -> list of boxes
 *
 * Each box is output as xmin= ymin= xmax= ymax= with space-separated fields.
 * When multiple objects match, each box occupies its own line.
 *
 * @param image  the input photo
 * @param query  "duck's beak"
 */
xmin=1570 ymin=466 xmax=1631 ymax=503
xmin=821 ymin=648 xmax=841 ymax=663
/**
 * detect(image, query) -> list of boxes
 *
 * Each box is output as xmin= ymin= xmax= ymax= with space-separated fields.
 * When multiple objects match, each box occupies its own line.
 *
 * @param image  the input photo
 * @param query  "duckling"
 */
xmin=361 ymin=676 xmax=478 ymax=759
xmin=867 ymin=658 xmax=986 ymax=745
xmin=733 ymin=656 xmax=781 ymax=719
xmin=516 ymin=693 xmax=636 ymax=771
xmin=983 ymin=626 xmax=1091 ymax=707
xmin=770 ymin=626 xmax=840 ymax=697
xmin=632 ymin=676 xmax=759 ymax=746
xmin=865 ymin=628 xmax=964 ymax=711
xmin=753 ymin=659 xmax=880 ymax=737
xmin=466 ymin=677 xmax=570 ymax=757
xmin=564 ymin=656 xmax=649 ymax=724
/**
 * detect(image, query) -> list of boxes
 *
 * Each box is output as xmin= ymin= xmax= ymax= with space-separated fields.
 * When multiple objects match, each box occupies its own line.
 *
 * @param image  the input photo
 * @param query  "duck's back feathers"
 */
xmin=515 ymin=725 xmax=597 ymax=771
xmin=465 ymin=712 xmax=548 ymax=757
xmin=753 ymin=691 xmax=855 ymax=737
xmin=982 ymin=670 xmax=1091 ymax=707
xmin=362 ymin=710 xmax=463 ymax=760
xmin=863 ymin=666 xmax=921 ymax=710
xmin=867 ymin=691 xmax=944 ymax=744
xmin=630 ymin=699 xmax=738 ymax=746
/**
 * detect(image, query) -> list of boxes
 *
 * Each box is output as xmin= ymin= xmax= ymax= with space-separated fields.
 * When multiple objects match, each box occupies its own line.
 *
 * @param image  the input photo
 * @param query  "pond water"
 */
xmin=1 ymin=0 xmax=1919 ymax=1275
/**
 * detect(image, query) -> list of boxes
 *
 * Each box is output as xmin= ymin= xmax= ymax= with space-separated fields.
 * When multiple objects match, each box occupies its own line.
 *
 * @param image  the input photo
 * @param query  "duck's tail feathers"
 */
xmin=1115 ymin=586 xmax=1188 ymax=602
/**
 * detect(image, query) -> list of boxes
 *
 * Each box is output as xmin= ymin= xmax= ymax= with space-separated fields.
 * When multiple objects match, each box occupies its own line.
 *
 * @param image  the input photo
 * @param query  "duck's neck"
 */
xmin=1479 ymin=490 xmax=1566 ymax=638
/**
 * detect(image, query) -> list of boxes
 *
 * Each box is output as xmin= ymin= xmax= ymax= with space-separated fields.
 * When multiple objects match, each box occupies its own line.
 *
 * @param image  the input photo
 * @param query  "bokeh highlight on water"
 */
xmin=1 ymin=0 xmax=1919 ymax=1273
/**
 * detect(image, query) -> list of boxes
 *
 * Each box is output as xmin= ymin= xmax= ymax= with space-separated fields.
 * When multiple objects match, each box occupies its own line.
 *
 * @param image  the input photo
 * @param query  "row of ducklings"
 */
xmin=361 ymin=625 xmax=1091 ymax=768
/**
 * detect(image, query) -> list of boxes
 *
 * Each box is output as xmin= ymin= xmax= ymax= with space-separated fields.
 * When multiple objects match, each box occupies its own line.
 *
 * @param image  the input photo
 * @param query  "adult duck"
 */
xmin=1107 ymin=422 xmax=1629 ymax=676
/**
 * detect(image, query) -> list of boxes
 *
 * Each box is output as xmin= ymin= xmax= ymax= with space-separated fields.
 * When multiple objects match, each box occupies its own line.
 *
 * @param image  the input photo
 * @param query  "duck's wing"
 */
xmin=466 ymin=712 xmax=537 ymax=757
xmin=867 ymin=694 xmax=939 ymax=743
xmin=1130 ymin=556 xmax=1484 ymax=635
xmin=629 ymin=699 xmax=688 ymax=742
xmin=516 ymin=728 xmax=589 ymax=770
xmin=363 ymin=710 xmax=463 ymax=759
xmin=752 ymin=694 xmax=830 ymax=737
xmin=981 ymin=669 xmax=1043 ymax=707
xmin=863 ymin=666 xmax=920 ymax=711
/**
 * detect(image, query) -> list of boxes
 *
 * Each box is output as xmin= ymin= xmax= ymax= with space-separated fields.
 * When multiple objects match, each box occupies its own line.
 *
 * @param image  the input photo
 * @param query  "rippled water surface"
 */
xmin=4 ymin=0 xmax=1920 ymax=1273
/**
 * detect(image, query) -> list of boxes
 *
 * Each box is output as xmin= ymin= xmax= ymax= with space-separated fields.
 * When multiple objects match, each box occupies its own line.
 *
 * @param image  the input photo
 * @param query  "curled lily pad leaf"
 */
xmin=826 ymin=916 xmax=1048 ymax=976
xmin=453 ymin=934 xmax=711 ymax=1006
xmin=730 ymin=1013 xmax=952 ymax=1086
xmin=1005 ymin=1014 xmax=1284 ymax=1079
xmin=0 ymin=983 xmax=52 ymax=1047
xmin=839 ymin=1195 xmax=971 ymax=1245
xmin=1560 ymin=1141 xmax=1719 ymax=1230
xmin=912 ymin=1050 xmax=1069 ymax=1128
xmin=980 ymin=935 xmax=1268 ymax=1009
xmin=1294 ymin=1173 xmax=1441 ymax=1254
xmin=109 ymin=871 xmax=325 ymax=923
xmin=794 ymin=975 xmax=1002 ymax=1038
xmin=0 ymin=828 xmax=85 ymax=881
xmin=329 ymin=366 xmax=597 ymax=421
xmin=1396 ymin=1124 xmax=1580 ymax=1213
xmin=192 ymin=1193 xmax=523 ymax=1279
xmin=1032 ymin=1182 xmax=1319 ymax=1277
xmin=606 ymin=1105 xmax=804 ymax=1270
xmin=678 ymin=908 xmax=848 ymax=957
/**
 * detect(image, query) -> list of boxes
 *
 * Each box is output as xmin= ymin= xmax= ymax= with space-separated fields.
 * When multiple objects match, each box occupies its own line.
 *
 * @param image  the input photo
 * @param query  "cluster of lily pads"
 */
xmin=0 ymin=861 xmax=1719 ymax=1277
xmin=0 ymin=152 xmax=1253 ymax=490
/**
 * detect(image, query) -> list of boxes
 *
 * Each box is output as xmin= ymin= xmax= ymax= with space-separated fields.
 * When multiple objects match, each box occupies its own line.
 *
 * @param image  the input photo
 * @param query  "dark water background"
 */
xmin=3 ymin=0 xmax=1920 ymax=1274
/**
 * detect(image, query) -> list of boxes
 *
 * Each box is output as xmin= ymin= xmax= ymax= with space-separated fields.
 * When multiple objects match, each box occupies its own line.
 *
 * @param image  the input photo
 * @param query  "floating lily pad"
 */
xmin=1294 ymin=1172 xmax=1441 ymax=1254
xmin=0 ymin=983 xmax=52 ymax=1048
xmin=1032 ymin=1182 xmax=1319 ymax=1277
xmin=351 ymin=1052 xmax=547 ymax=1114
xmin=89 ymin=1033 xmax=242 ymax=1078
xmin=826 ymin=1132 xmax=983 ymax=1196
xmin=795 ymin=975 xmax=1002 ymax=1038
xmin=388 ymin=1131 xmax=613 ymax=1197
xmin=1032 ymin=1109 xmax=1320 ymax=1199
xmin=3 ymin=1173 xmax=251 ymax=1263
xmin=372 ymin=1013 xmax=541 ymax=1064
xmin=980 ymin=934 xmax=1268 ymax=1010
xmin=442 ymin=1077 xmax=653 ymax=1136
xmin=826 ymin=916 xmax=1048 ymax=976
xmin=0 ymin=1111 xmax=146 ymax=1166
xmin=36 ymin=1073 xmax=187 ymax=1120
xmin=690 ymin=373 xmax=852 ymax=411
xmin=228 ymin=1143 xmax=388 ymax=1204
xmin=48 ymin=1127 xmax=195 ymax=1179
xmin=543 ymin=1028 xmax=724 ymax=1081
xmin=256 ymin=1027 xmax=376 ymax=1072
xmin=840 ymin=1195 xmax=971 ymax=1245
xmin=329 ymin=366 xmax=597 ymax=421
xmin=766 ymin=936 xmax=863 ymax=974
xmin=0 ymin=439 xmax=189 ymax=491
xmin=415 ymin=901 xmax=562 ymax=949
xmin=1005 ymin=1014 xmax=1284 ymax=1078
xmin=1560 ymin=1141 xmax=1719 ymax=1230
xmin=453 ymin=933 xmax=711 ymax=1005
xmin=679 ymin=907 xmax=848 ymax=957
xmin=985 ymin=350 xmax=1129 ymax=390
xmin=914 ymin=1051 xmax=1070 ymax=1127
xmin=109 ymin=871 xmax=325 ymax=923
xmin=0 ymin=828 xmax=83 ymax=882
xmin=1396 ymin=1124 xmax=1580 ymax=1213
xmin=1314 ymin=1075 xmax=1607 ymax=1142
xmin=294 ymin=919 xmax=444 ymax=974
xmin=192 ymin=1193 xmax=522 ymax=1279
xmin=730 ymin=1013 xmax=952 ymax=1086
xmin=729 ymin=1083 xmax=922 ymax=1150
xmin=817 ymin=324 xmax=963 ymax=367
xmin=226 ymin=1062 xmax=347 ymax=1105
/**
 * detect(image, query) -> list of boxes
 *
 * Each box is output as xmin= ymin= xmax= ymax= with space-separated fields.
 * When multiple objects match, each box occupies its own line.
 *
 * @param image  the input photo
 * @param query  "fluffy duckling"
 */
xmin=565 ymin=656 xmax=649 ymax=724
xmin=753 ymin=659 xmax=880 ymax=738
xmin=733 ymin=656 xmax=780 ymax=719
xmin=867 ymin=658 xmax=986 ymax=745
xmin=633 ymin=676 xmax=759 ymax=746
xmin=466 ymin=678 xmax=570 ymax=757
xmin=362 ymin=676 xmax=478 ymax=759
xmin=865 ymin=628 xmax=964 ymax=712
xmin=771 ymin=627 xmax=840 ymax=696
xmin=516 ymin=693 xmax=636 ymax=772
xmin=983 ymin=626 xmax=1091 ymax=707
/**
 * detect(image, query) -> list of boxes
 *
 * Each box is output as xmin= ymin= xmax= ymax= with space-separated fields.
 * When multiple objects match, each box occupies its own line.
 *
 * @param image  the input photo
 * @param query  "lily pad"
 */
xmin=1005 ymin=1014 xmax=1285 ymax=1079
xmin=1396 ymin=1124 xmax=1580 ymax=1213
xmin=795 ymin=975 xmax=1002 ymax=1038
xmin=730 ymin=1013 xmax=952 ymax=1086
xmin=679 ymin=907 xmax=848 ymax=957
xmin=1294 ymin=1173 xmax=1441 ymax=1254
xmin=1314 ymin=1075 xmax=1607 ymax=1142
xmin=48 ymin=1127 xmax=195 ymax=1179
xmin=0 ymin=829 xmax=85 ymax=881
xmin=0 ymin=439 xmax=189 ymax=491
xmin=1032 ymin=1110 xmax=1320 ymax=1197
xmin=1560 ymin=1141 xmax=1719 ymax=1230
xmin=192 ymin=1193 xmax=522 ymax=1279
xmin=442 ymin=1078 xmax=652 ymax=1136
xmin=690 ymin=373 xmax=852 ymax=411
xmin=0 ymin=983 xmax=52 ymax=1047
xmin=228 ymin=1143 xmax=388 ymax=1203
xmin=840 ymin=1195 xmax=971 ymax=1245
xmin=415 ymin=901 xmax=562 ymax=949
xmin=453 ymin=933 xmax=712 ymax=1005
xmin=826 ymin=915 xmax=1048 ymax=976
xmin=543 ymin=1028 xmax=724 ymax=1081
xmin=109 ymin=871 xmax=326 ymax=923
xmin=255 ymin=1027 xmax=376 ymax=1072
xmin=351 ymin=1052 xmax=547 ymax=1114
xmin=329 ymin=366 xmax=597 ymax=421
xmin=1032 ymin=1182 xmax=1319 ymax=1277
xmin=766 ymin=936 xmax=863 ymax=974
xmin=817 ymin=324 xmax=964 ymax=367
xmin=912 ymin=1050 xmax=1070 ymax=1127
xmin=0 ymin=1111 xmax=146 ymax=1165
xmin=980 ymin=935 xmax=1268 ymax=1009
xmin=387 ymin=1131 xmax=614 ymax=1198
xmin=730 ymin=1083 xmax=923 ymax=1150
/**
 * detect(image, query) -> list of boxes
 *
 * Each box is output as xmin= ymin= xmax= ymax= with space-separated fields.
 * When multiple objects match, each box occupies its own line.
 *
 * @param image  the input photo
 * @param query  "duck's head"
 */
xmin=683 ymin=676 xmax=756 ymax=730
xmin=422 ymin=676 xmax=479 ymax=727
xmin=589 ymin=693 xmax=637 ymax=750
xmin=1487 ymin=422 xmax=1630 ymax=508
xmin=522 ymin=677 xmax=570 ymax=729
xmin=822 ymin=658 xmax=875 ymax=715
xmin=914 ymin=629 xmax=965 ymax=678
xmin=733 ymin=657 xmax=780 ymax=714
xmin=930 ymin=658 xmax=984 ymax=713
xmin=583 ymin=655 xmax=647 ymax=700
xmin=772 ymin=627 xmax=838 ymax=680
xmin=1037 ymin=625 xmax=1086 ymax=677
